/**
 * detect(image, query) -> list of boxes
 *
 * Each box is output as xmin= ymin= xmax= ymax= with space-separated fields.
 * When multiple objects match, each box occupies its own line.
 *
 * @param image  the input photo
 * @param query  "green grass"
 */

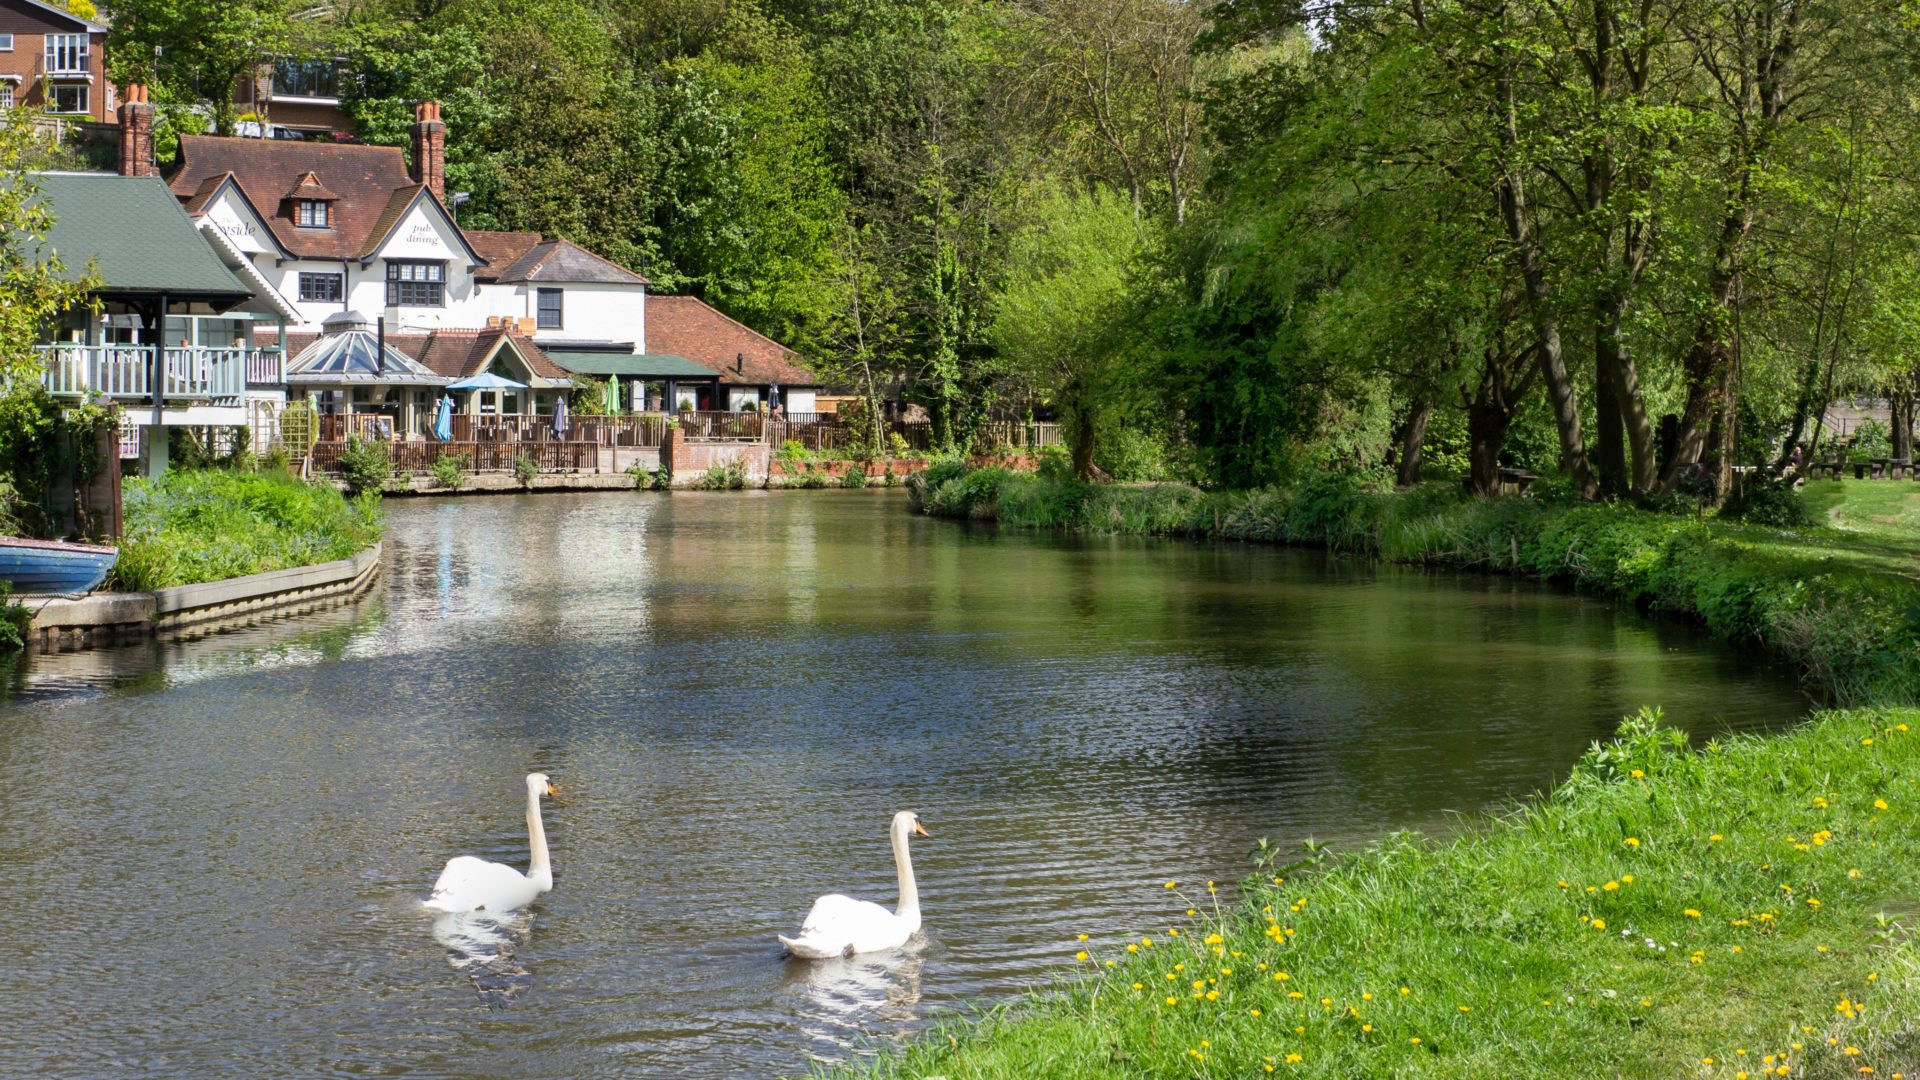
xmin=113 ymin=467 xmax=383 ymax=591
xmin=908 ymin=467 xmax=1920 ymax=706
xmin=831 ymin=706 xmax=1920 ymax=1079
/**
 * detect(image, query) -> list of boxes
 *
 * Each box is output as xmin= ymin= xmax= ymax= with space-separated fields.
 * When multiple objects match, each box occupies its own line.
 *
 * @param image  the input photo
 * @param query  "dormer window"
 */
xmin=296 ymin=200 xmax=331 ymax=229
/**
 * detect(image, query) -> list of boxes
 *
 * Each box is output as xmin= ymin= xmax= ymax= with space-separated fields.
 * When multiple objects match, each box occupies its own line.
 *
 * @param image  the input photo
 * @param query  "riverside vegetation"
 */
xmin=113 ymin=468 xmax=383 ymax=591
xmin=863 ymin=463 xmax=1920 ymax=1079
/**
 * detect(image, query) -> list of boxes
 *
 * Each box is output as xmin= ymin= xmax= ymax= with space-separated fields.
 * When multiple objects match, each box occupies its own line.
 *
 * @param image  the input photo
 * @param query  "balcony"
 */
xmin=37 ymin=345 xmax=271 ymax=403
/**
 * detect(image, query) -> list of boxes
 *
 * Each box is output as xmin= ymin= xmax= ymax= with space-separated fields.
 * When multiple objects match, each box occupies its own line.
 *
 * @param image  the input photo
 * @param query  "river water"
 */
xmin=0 ymin=491 xmax=1806 ymax=1077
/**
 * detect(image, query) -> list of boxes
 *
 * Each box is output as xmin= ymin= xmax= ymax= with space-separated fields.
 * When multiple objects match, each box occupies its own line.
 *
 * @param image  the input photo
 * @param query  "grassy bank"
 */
xmin=114 ymin=468 xmax=383 ymax=591
xmin=834 ymin=706 xmax=1920 ymax=1079
xmin=909 ymin=466 xmax=1920 ymax=706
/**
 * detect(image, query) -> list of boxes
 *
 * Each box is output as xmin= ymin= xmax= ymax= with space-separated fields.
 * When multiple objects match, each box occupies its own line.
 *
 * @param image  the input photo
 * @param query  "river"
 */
xmin=0 ymin=491 xmax=1806 ymax=1077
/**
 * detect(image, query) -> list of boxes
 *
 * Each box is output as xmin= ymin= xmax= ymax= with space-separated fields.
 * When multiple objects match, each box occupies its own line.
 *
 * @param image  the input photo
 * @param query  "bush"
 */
xmin=1718 ymin=475 xmax=1810 ymax=527
xmin=692 ymin=460 xmax=749 ymax=490
xmin=1846 ymin=419 xmax=1892 ymax=463
xmin=786 ymin=464 xmax=829 ymax=489
xmin=261 ymin=446 xmax=291 ymax=474
xmin=0 ymin=581 xmax=27 ymax=652
xmin=514 ymin=453 xmax=538 ymax=486
xmin=114 ymin=468 xmax=383 ymax=591
xmin=625 ymin=461 xmax=661 ymax=490
xmin=335 ymin=436 xmax=391 ymax=493
xmin=839 ymin=464 xmax=869 ymax=489
xmin=430 ymin=452 xmax=469 ymax=490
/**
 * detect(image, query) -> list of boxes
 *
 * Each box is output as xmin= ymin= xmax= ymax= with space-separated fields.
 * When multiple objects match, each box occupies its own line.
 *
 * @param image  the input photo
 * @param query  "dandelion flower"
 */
xmin=1285 ymin=1053 xmax=1303 ymax=1064
xmin=1592 ymin=918 xmax=1607 ymax=930
xmin=1711 ymin=834 xmax=1724 ymax=842
xmin=1164 ymin=881 xmax=1177 ymax=889
xmin=1400 ymin=986 xmax=1411 ymax=996
xmin=1631 ymin=769 xmax=1644 ymax=778
xmin=1624 ymin=837 xmax=1641 ymax=848
xmin=1685 ymin=909 xmax=1702 ymax=918
xmin=1876 ymin=799 xmax=1890 ymax=810
xmin=1410 ymin=1037 xmax=1422 ymax=1045
xmin=1075 ymin=951 xmax=1088 ymax=962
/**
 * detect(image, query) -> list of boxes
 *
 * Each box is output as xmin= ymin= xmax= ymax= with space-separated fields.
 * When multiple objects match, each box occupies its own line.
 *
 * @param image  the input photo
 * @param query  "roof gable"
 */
xmin=188 ymin=175 xmax=292 ymax=259
xmin=358 ymin=185 xmax=484 ymax=266
xmin=504 ymin=238 xmax=648 ymax=286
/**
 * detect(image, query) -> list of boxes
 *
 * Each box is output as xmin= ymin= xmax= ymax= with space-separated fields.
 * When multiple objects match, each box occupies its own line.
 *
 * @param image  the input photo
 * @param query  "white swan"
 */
xmin=424 ymin=772 xmax=556 ymax=914
xmin=780 ymin=810 xmax=929 ymax=959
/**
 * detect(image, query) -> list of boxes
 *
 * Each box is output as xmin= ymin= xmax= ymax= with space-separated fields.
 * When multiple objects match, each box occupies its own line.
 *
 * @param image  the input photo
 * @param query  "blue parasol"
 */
xmin=432 ymin=395 xmax=453 ymax=441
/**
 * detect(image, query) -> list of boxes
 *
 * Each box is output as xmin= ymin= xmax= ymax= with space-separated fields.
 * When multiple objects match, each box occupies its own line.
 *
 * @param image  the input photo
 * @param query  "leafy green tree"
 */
xmin=990 ymin=184 xmax=1149 ymax=478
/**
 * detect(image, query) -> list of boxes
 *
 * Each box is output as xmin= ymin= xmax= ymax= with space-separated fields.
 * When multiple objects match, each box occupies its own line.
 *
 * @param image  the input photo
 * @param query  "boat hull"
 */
xmin=0 ymin=538 xmax=118 ymax=595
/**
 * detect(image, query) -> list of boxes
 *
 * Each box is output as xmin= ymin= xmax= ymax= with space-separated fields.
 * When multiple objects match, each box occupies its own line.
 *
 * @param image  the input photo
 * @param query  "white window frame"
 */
xmin=44 ymin=34 xmax=88 ymax=75
xmin=46 ymin=84 xmax=88 ymax=115
xmin=386 ymin=260 xmax=446 ymax=307
xmin=0 ymin=86 xmax=12 ymax=111
xmin=0 ymin=33 xmax=15 ymax=52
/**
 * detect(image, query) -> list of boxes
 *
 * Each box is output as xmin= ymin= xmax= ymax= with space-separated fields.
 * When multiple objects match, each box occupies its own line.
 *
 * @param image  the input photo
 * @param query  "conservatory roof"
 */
xmin=285 ymin=322 xmax=446 ymax=384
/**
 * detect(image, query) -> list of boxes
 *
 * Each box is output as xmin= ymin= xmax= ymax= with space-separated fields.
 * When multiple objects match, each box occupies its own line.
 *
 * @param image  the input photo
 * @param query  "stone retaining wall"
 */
xmin=20 ymin=543 xmax=383 ymax=652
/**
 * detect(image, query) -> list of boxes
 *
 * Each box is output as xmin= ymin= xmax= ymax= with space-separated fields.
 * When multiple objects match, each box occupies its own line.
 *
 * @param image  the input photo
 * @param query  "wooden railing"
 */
xmin=246 ymin=350 xmax=284 ymax=387
xmin=311 ymin=440 xmax=603 ymax=475
xmin=37 ymin=345 xmax=257 ymax=402
xmin=675 ymin=410 xmax=770 ymax=442
xmin=319 ymin=412 xmax=669 ymax=448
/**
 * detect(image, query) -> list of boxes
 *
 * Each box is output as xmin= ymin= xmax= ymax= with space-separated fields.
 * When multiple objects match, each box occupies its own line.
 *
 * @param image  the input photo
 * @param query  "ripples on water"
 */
xmin=0 ymin=492 xmax=1808 ymax=1077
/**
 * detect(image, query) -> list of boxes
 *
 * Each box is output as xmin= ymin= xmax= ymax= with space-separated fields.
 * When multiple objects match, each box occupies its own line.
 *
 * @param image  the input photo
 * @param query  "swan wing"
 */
xmin=425 ymin=856 xmax=530 ymax=913
xmin=780 ymin=894 xmax=906 ymax=957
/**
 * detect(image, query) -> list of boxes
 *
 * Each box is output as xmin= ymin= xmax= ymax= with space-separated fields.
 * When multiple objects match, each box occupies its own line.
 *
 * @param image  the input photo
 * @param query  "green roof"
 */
xmin=29 ymin=173 xmax=253 ymax=302
xmin=549 ymin=351 xmax=719 ymax=378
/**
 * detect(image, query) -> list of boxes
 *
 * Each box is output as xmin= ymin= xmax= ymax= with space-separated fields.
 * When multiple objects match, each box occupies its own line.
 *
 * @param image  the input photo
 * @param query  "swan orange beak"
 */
xmin=914 ymin=821 xmax=930 ymax=838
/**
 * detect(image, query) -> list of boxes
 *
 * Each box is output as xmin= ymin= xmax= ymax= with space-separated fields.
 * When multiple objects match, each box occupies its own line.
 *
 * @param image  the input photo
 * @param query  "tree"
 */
xmin=990 ymin=184 xmax=1149 ymax=478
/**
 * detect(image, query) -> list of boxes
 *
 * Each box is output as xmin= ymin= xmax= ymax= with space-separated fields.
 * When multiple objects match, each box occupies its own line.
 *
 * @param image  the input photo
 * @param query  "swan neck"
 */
xmin=526 ymin=787 xmax=552 ymax=885
xmin=892 ymin=822 xmax=919 ymax=926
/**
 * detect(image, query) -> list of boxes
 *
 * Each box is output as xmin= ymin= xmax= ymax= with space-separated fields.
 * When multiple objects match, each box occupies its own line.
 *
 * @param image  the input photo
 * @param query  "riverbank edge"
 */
xmin=19 ymin=541 xmax=382 ymax=651
xmin=832 ymin=705 xmax=1920 ymax=1079
xmin=907 ymin=466 xmax=1920 ymax=707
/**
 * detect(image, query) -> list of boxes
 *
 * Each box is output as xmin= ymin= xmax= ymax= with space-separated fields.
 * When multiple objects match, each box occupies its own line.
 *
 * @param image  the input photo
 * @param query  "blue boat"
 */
xmin=0 ymin=537 xmax=118 ymax=595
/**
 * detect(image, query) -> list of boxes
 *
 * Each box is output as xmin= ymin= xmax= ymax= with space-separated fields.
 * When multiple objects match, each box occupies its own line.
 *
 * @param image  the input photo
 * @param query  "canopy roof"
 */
xmin=550 ymin=351 xmax=717 ymax=379
xmin=31 ymin=173 xmax=255 ymax=306
xmin=286 ymin=313 xmax=444 ymax=384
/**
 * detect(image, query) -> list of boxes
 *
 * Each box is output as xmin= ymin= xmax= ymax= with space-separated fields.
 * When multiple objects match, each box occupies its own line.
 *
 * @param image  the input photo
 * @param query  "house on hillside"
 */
xmin=28 ymin=171 xmax=298 ymax=476
xmin=0 ymin=0 xmax=110 ymax=120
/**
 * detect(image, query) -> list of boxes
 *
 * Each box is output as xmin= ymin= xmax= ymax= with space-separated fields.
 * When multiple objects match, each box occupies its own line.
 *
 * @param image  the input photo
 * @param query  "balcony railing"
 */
xmin=247 ymin=350 xmax=284 ymax=387
xmin=37 ymin=345 xmax=259 ymax=403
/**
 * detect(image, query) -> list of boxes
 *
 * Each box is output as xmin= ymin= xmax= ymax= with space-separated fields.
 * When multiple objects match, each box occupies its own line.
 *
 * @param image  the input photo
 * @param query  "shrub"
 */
xmin=1718 ymin=475 xmax=1810 ymax=527
xmin=786 ymin=464 xmax=829 ymax=489
xmin=625 ymin=461 xmax=661 ymax=490
xmin=114 ymin=468 xmax=383 ymax=591
xmin=840 ymin=464 xmax=869 ymax=489
xmin=514 ymin=453 xmax=539 ymax=486
xmin=0 ymin=581 xmax=27 ymax=652
xmin=887 ymin=431 xmax=912 ymax=459
xmin=261 ymin=446 xmax=291 ymax=474
xmin=1846 ymin=419 xmax=1892 ymax=463
xmin=693 ymin=460 xmax=749 ymax=490
xmin=335 ymin=436 xmax=391 ymax=493
xmin=430 ymin=452 xmax=469 ymax=490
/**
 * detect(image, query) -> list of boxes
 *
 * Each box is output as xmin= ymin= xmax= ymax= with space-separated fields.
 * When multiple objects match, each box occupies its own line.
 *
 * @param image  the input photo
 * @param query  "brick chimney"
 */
xmin=408 ymin=101 xmax=446 ymax=200
xmin=117 ymin=84 xmax=156 ymax=178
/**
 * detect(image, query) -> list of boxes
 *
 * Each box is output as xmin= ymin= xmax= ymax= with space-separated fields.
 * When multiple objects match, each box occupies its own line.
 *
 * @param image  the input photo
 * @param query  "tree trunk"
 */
xmin=1494 ymin=66 xmax=1596 ymax=499
xmin=1466 ymin=395 xmax=1514 ymax=498
xmin=1395 ymin=399 xmax=1434 ymax=488
xmin=1892 ymin=384 xmax=1915 ymax=463
xmin=1594 ymin=313 xmax=1627 ymax=497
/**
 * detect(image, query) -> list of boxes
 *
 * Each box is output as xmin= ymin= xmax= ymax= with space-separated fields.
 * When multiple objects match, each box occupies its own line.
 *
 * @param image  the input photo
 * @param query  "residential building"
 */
xmin=29 ymin=170 xmax=298 ymax=476
xmin=0 ymin=0 xmax=109 ymax=121
xmin=234 ymin=57 xmax=353 ymax=140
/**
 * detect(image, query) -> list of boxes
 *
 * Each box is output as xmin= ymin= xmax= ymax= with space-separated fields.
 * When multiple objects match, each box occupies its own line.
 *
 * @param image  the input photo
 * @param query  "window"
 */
xmin=295 ymin=200 xmax=330 ymax=229
xmin=386 ymin=260 xmax=445 ymax=307
xmin=0 ymin=33 xmax=15 ymax=51
xmin=44 ymin=34 xmax=88 ymax=74
xmin=47 ymin=84 xmax=88 ymax=115
xmin=272 ymin=59 xmax=340 ymax=100
xmin=0 ymin=86 xmax=12 ymax=110
xmin=536 ymin=288 xmax=563 ymax=330
xmin=299 ymin=272 xmax=343 ymax=303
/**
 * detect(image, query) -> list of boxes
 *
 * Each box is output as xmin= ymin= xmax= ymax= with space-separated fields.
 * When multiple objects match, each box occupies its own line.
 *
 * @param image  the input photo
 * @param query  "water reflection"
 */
xmin=781 ymin=943 xmax=928 ymax=1060
xmin=430 ymin=909 xmax=539 ymax=1005
xmin=0 ymin=491 xmax=1810 ymax=1078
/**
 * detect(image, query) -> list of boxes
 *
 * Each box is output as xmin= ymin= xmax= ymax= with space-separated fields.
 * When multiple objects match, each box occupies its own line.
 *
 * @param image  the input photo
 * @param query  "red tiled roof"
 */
xmin=167 ymin=136 xmax=420 ymax=260
xmin=285 ymin=171 xmax=339 ymax=201
xmin=645 ymin=295 xmax=813 ymax=385
xmin=466 ymin=230 xmax=542 ymax=280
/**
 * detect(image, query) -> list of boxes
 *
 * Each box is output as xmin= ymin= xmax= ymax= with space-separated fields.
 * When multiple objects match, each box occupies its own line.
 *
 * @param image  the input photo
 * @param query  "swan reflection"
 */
xmin=430 ymin=909 xmax=537 ymax=1004
xmin=780 ymin=938 xmax=927 ymax=1059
